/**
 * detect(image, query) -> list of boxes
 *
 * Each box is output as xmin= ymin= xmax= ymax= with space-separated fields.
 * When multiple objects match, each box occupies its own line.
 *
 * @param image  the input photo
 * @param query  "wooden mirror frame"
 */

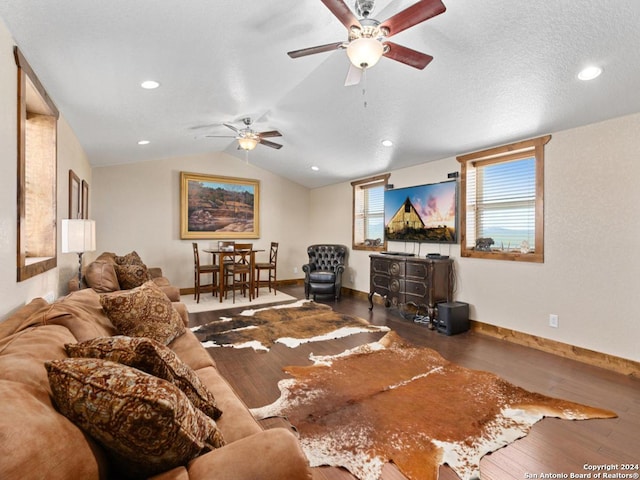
xmin=15 ymin=47 xmax=59 ymax=281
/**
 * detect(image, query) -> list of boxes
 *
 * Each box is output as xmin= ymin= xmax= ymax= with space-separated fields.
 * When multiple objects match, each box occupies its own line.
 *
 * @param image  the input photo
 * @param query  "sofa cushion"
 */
xmin=100 ymin=281 xmax=185 ymax=345
xmin=115 ymin=263 xmax=150 ymax=289
xmin=66 ymin=336 xmax=222 ymax=420
xmin=0 ymin=380 xmax=106 ymax=480
xmin=0 ymin=297 xmax=50 ymax=340
xmin=46 ymin=358 xmax=225 ymax=479
xmin=38 ymin=289 xmax=118 ymax=343
xmin=115 ymin=250 xmax=145 ymax=266
xmin=187 ymin=428 xmax=312 ymax=480
xmin=308 ymin=271 xmax=336 ymax=283
xmin=84 ymin=261 xmax=120 ymax=293
xmin=195 ymin=367 xmax=262 ymax=443
xmin=0 ymin=299 xmax=108 ymax=480
xmin=169 ymin=328 xmax=216 ymax=370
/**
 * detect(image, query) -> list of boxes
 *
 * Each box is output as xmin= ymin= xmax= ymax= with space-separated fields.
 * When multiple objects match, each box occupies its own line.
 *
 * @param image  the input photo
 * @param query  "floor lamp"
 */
xmin=61 ymin=219 xmax=96 ymax=286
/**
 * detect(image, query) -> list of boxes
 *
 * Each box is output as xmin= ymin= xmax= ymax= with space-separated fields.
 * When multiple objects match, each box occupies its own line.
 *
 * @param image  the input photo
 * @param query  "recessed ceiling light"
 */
xmin=140 ymin=80 xmax=160 ymax=89
xmin=137 ymin=140 xmax=150 ymax=145
xmin=311 ymin=165 xmax=320 ymax=171
xmin=382 ymin=139 xmax=393 ymax=147
xmin=578 ymin=66 xmax=602 ymax=81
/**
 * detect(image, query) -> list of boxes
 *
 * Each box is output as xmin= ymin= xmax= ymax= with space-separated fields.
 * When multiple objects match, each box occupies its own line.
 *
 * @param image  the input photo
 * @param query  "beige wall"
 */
xmin=0 ymin=19 xmax=92 ymax=318
xmin=91 ymin=152 xmax=311 ymax=289
xmin=1 ymin=17 xmax=638 ymax=363
xmin=311 ymin=113 xmax=640 ymax=363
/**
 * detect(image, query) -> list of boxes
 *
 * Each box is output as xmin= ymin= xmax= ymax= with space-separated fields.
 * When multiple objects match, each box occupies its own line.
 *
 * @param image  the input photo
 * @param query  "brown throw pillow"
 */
xmin=115 ymin=250 xmax=145 ymax=266
xmin=66 ymin=336 xmax=222 ymax=420
xmin=114 ymin=264 xmax=150 ymax=290
xmin=95 ymin=251 xmax=117 ymax=264
xmin=100 ymin=281 xmax=185 ymax=345
xmin=46 ymin=358 xmax=224 ymax=479
xmin=84 ymin=261 xmax=120 ymax=292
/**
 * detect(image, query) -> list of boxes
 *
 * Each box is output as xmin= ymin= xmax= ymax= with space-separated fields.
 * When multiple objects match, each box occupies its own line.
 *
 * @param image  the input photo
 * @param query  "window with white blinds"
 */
xmin=457 ymin=135 xmax=550 ymax=262
xmin=351 ymin=174 xmax=389 ymax=250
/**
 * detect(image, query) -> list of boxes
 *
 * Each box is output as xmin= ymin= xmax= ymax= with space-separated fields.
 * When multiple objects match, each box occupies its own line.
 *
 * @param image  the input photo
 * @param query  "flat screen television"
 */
xmin=384 ymin=180 xmax=457 ymax=244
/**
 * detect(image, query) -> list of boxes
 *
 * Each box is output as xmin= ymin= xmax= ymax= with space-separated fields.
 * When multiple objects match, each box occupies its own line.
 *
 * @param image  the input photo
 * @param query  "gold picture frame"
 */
xmin=180 ymin=171 xmax=260 ymax=239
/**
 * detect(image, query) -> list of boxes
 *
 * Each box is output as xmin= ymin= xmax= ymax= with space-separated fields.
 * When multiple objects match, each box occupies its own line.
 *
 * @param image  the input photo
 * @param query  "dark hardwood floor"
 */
xmin=190 ymin=285 xmax=640 ymax=480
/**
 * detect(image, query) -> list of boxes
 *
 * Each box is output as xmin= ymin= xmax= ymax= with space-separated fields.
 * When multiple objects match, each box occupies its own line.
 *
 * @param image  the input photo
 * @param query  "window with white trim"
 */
xmin=457 ymin=135 xmax=550 ymax=262
xmin=351 ymin=174 xmax=389 ymax=251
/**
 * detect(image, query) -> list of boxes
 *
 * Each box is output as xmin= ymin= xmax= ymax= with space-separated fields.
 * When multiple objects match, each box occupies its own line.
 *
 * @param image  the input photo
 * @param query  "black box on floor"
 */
xmin=436 ymin=302 xmax=470 ymax=335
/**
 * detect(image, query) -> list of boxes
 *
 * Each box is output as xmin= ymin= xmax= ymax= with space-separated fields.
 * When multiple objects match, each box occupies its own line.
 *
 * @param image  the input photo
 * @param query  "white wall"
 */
xmin=310 ymin=113 xmax=640 ymax=363
xmin=0 ymin=19 xmax=92 ymax=319
xmin=91 ymin=152 xmax=311 ymax=289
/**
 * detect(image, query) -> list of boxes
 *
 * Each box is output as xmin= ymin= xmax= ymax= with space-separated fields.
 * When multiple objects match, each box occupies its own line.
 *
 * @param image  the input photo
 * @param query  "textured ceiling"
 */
xmin=1 ymin=0 xmax=639 ymax=188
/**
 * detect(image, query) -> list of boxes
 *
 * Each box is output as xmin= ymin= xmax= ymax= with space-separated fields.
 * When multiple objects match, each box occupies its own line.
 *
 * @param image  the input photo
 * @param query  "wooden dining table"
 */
xmin=203 ymin=247 xmax=264 ymax=302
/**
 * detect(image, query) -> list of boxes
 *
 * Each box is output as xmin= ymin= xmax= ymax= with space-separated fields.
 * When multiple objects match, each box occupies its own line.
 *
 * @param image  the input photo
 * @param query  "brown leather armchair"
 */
xmin=302 ymin=244 xmax=348 ymax=301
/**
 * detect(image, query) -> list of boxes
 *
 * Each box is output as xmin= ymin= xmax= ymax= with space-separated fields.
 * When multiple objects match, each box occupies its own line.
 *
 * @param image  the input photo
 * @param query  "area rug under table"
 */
xmin=191 ymin=300 xmax=389 ymax=351
xmin=251 ymin=331 xmax=616 ymax=480
xmin=180 ymin=287 xmax=297 ymax=313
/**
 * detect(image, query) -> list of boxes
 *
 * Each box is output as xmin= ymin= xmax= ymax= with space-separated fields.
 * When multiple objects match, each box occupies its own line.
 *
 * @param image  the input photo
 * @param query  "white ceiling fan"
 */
xmin=205 ymin=117 xmax=283 ymax=151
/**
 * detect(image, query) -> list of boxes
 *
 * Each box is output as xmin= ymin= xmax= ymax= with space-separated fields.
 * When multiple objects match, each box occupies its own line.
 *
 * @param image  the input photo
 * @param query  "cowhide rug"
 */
xmin=251 ymin=331 xmax=617 ymax=480
xmin=191 ymin=300 xmax=389 ymax=351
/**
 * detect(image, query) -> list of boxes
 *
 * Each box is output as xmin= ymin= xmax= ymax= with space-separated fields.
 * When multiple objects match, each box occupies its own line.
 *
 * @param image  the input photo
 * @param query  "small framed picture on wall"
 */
xmin=68 ymin=170 xmax=80 ymax=219
xmin=81 ymin=180 xmax=89 ymax=219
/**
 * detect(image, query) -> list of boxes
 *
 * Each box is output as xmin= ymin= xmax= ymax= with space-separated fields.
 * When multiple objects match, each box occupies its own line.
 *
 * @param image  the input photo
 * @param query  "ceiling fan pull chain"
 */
xmin=362 ymin=68 xmax=368 ymax=109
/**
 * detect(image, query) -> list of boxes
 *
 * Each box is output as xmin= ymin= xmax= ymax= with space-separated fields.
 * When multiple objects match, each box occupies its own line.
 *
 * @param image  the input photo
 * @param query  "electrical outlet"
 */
xmin=293 ymin=267 xmax=298 ymax=274
xmin=549 ymin=314 xmax=559 ymax=328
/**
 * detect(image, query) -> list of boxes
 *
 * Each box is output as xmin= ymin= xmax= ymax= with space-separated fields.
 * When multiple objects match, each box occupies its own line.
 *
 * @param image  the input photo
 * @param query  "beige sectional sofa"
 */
xmin=0 ymin=282 xmax=311 ymax=479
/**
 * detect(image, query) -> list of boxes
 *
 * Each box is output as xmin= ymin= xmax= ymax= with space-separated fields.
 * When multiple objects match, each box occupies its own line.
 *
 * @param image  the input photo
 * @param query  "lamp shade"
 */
xmin=346 ymin=37 xmax=384 ymax=69
xmin=238 ymin=136 xmax=259 ymax=151
xmin=61 ymin=219 xmax=96 ymax=253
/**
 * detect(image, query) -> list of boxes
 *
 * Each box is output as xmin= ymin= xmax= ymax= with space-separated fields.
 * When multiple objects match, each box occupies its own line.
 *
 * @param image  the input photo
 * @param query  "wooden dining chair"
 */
xmin=255 ymin=241 xmax=278 ymax=298
xmin=224 ymin=243 xmax=253 ymax=303
xmin=192 ymin=242 xmax=217 ymax=303
xmin=218 ymin=241 xmax=235 ymax=293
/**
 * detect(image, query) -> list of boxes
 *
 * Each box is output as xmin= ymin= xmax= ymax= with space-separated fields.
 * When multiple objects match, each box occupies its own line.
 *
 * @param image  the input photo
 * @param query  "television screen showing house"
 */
xmin=384 ymin=180 xmax=457 ymax=243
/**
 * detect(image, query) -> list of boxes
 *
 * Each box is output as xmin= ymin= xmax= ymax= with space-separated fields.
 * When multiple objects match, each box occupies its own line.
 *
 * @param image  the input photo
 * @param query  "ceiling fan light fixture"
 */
xmin=237 ymin=135 xmax=259 ymax=151
xmin=140 ymin=80 xmax=160 ymax=89
xmin=347 ymin=37 xmax=384 ymax=69
xmin=578 ymin=65 xmax=603 ymax=81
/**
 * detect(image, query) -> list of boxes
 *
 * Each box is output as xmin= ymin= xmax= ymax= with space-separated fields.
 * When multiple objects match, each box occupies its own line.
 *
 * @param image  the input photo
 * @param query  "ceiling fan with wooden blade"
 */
xmin=287 ymin=0 xmax=446 ymax=86
xmin=205 ymin=117 xmax=283 ymax=150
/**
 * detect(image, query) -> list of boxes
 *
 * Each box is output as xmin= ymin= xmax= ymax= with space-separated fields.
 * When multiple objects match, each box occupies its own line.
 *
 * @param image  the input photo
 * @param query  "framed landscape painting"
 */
xmin=180 ymin=172 xmax=260 ymax=239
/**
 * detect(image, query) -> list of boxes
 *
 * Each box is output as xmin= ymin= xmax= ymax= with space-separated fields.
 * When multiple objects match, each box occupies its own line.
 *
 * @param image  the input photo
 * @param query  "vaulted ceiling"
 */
xmin=1 ymin=0 xmax=639 ymax=188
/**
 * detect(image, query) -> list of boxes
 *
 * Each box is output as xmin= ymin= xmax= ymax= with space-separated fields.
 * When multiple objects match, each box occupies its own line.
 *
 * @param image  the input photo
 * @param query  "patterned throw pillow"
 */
xmin=45 ymin=358 xmax=225 ymax=479
xmin=66 ymin=336 xmax=222 ymax=420
xmin=100 ymin=281 xmax=185 ymax=345
xmin=114 ymin=264 xmax=150 ymax=290
xmin=115 ymin=251 xmax=145 ymax=266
